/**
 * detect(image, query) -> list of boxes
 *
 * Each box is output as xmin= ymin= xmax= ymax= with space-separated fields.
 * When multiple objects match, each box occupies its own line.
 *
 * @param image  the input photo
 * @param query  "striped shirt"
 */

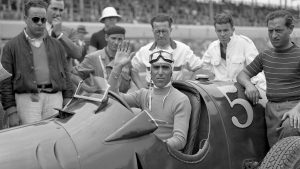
xmin=245 ymin=43 xmax=300 ymax=102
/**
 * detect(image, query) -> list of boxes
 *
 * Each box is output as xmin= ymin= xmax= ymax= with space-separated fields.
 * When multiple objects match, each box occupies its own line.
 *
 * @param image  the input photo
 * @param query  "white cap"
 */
xmin=99 ymin=7 xmax=121 ymax=23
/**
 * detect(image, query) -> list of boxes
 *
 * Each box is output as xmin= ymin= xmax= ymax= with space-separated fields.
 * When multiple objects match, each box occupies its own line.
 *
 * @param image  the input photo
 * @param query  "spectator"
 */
xmin=45 ymin=0 xmax=82 ymax=70
xmin=201 ymin=12 xmax=266 ymax=90
xmin=0 ymin=0 xmax=73 ymax=126
xmin=131 ymin=13 xmax=202 ymax=89
xmin=88 ymin=7 xmax=121 ymax=53
xmin=108 ymin=41 xmax=191 ymax=150
xmin=237 ymin=10 xmax=300 ymax=147
xmin=72 ymin=26 xmax=132 ymax=93
xmin=76 ymin=25 xmax=89 ymax=63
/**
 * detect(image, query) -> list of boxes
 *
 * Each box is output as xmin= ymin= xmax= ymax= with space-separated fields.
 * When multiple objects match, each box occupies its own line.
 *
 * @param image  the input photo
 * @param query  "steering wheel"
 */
xmin=108 ymin=91 xmax=132 ymax=112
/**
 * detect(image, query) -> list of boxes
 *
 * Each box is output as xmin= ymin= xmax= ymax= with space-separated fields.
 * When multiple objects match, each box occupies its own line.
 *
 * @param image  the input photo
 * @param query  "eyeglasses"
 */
xmin=31 ymin=17 xmax=47 ymax=24
xmin=149 ymin=50 xmax=174 ymax=64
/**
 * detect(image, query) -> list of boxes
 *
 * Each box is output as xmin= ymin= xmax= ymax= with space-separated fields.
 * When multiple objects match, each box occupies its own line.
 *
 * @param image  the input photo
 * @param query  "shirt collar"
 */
xmin=23 ymin=29 xmax=44 ymax=47
xmin=23 ymin=29 xmax=44 ymax=41
xmin=149 ymin=39 xmax=177 ymax=51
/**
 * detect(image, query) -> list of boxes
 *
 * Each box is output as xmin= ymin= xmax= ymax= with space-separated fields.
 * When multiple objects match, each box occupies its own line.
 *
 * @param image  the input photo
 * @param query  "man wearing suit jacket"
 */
xmin=45 ymin=0 xmax=82 ymax=70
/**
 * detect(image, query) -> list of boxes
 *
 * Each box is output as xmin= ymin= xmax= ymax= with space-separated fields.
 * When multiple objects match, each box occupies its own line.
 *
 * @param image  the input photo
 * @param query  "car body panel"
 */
xmin=0 ymin=79 xmax=269 ymax=169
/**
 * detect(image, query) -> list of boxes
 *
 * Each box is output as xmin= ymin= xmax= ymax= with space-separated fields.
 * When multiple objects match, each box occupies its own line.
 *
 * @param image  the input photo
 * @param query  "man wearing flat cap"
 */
xmin=88 ymin=7 xmax=121 ymax=54
xmin=108 ymin=41 xmax=191 ymax=151
xmin=72 ymin=25 xmax=132 ymax=93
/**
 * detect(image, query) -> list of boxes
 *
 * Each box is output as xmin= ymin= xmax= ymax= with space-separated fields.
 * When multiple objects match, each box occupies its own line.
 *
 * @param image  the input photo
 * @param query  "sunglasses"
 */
xmin=149 ymin=50 xmax=174 ymax=64
xmin=31 ymin=17 xmax=47 ymax=24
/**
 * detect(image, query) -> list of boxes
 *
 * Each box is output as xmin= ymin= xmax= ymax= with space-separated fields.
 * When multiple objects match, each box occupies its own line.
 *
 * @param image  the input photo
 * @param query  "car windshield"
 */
xmin=73 ymin=76 xmax=110 ymax=102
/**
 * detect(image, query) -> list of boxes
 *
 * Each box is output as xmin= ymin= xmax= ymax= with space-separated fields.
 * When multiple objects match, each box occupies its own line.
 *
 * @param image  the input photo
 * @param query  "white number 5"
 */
xmin=217 ymin=85 xmax=253 ymax=128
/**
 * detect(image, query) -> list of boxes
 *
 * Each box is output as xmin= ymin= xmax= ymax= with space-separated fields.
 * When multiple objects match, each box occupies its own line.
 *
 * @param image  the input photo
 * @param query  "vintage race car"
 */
xmin=0 ymin=77 xmax=299 ymax=169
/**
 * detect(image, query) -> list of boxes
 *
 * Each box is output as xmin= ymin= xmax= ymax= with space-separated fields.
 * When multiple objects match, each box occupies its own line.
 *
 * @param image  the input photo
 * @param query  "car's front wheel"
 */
xmin=259 ymin=136 xmax=300 ymax=169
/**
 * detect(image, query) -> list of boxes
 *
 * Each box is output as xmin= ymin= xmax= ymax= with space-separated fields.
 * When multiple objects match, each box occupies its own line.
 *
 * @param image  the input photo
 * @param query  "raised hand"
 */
xmin=114 ymin=41 xmax=134 ymax=67
xmin=52 ymin=17 xmax=62 ymax=35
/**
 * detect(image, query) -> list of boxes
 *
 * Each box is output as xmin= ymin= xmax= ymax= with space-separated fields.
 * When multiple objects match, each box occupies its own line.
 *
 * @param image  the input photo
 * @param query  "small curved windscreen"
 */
xmin=73 ymin=76 xmax=110 ymax=102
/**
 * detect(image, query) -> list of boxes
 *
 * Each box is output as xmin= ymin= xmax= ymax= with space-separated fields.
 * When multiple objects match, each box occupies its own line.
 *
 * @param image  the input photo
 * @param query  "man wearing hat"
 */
xmin=108 ymin=41 xmax=191 ymax=151
xmin=88 ymin=7 xmax=121 ymax=54
xmin=72 ymin=25 xmax=132 ymax=93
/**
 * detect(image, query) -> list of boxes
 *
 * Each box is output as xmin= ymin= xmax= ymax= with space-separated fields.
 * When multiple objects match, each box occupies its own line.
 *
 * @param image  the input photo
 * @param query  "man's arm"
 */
xmin=183 ymin=45 xmax=203 ymax=72
xmin=58 ymin=28 xmax=82 ymax=60
xmin=58 ymin=45 xmax=74 ymax=100
xmin=1 ymin=43 xmax=20 ymax=126
xmin=52 ymin=19 xmax=82 ymax=60
xmin=131 ymin=69 xmax=147 ymax=89
xmin=108 ymin=41 xmax=133 ymax=93
xmin=243 ymin=37 xmax=266 ymax=90
xmin=237 ymin=69 xmax=260 ymax=104
xmin=166 ymin=97 xmax=191 ymax=150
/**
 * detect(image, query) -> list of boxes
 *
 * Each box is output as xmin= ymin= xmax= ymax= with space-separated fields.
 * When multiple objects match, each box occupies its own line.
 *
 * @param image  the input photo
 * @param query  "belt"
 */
xmin=37 ymin=84 xmax=52 ymax=89
xmin=147 ymin=66 xmax=182 ymax=71
xmin=269 ymin=98 xmax=300 ymax=103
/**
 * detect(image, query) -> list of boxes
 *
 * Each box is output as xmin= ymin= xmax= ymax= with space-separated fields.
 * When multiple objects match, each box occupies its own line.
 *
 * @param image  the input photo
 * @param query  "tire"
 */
xmin=259 ymin=136 xmax=300 ymax=169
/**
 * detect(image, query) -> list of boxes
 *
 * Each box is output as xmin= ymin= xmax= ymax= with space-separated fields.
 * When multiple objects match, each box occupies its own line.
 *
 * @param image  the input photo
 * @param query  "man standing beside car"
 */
xmin=45 ymin=0 xmax=82 ymax=70
xmin=131 ymin=13 xmax=202 ymax=89
xmin=72 ymin=26 xmax=133 ymax=93
xmin=237 ymin=10 xmax=300 ymax=147
xmin=1 ymin=0 xmax=73 ymax=127
xmin=201 ymin=12 xmax=265 ymax=90
xmin=107 ymin=41 xmax=191 ymax=151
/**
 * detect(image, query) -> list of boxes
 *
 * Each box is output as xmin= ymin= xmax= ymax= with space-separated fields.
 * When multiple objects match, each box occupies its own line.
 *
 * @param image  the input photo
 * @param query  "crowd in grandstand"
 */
xmin=1 ymin=0 xmax=299 ymax=26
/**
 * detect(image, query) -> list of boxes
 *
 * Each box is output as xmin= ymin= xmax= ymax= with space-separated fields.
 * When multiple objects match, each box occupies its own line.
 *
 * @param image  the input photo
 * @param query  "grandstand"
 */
xmin=1 ymin=0 xmax=300 ymax=57
xmin=0 ymin=0 xmax=299 ymax=26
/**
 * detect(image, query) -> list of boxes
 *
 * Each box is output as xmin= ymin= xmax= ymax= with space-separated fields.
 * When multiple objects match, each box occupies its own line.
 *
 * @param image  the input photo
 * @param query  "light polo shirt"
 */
xmin=131 ymin=40 xmax=202 ymax=82
xmin=201 ymin=33 xmax=266 ymax=90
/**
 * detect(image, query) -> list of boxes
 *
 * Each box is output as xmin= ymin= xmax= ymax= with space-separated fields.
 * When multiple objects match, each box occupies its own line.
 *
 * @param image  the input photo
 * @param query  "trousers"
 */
xmin=15 ymin=92 xmax=63 ymax=124
xmin=265 ymin=100 xmax=300 ymax=147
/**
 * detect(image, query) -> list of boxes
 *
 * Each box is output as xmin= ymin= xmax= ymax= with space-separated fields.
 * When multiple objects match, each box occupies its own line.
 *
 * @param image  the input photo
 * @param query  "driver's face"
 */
xmin=151 ymin=62 xmax=172 ymax=88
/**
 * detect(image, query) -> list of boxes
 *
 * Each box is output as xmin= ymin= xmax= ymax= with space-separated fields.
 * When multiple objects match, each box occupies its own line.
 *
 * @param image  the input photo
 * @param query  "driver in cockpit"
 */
xmin=108 ymin=41 xmax=191 ymax=150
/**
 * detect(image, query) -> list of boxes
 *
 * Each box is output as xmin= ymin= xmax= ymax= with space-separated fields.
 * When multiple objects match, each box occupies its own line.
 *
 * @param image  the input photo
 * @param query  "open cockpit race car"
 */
xmin=0 ymin=76 xmax=300 ymax=169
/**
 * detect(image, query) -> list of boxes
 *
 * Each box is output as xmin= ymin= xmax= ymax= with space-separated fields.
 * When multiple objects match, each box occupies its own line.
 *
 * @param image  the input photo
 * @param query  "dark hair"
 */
xmin=150 ymin=13 xmax=173 ymax=28
xmin=213 ymin=12 xmax=234 ymax=27
xmin=105 ymin=25 xmax=126 ymax=35
xmin=24 ymin=0 xmax=48 ymax=16
xmin=266 ymin=10 xmax=294 ymax=28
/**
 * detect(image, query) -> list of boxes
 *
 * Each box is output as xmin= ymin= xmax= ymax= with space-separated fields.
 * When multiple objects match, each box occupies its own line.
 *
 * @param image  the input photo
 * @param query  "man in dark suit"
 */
xmin=45 ymin=0 xmax=82 ymax=70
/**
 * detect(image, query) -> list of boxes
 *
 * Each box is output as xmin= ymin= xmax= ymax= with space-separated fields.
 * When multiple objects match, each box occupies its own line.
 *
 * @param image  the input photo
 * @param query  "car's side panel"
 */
xmin=192 ymin=81 xmax=269 ymax=168
xmin=0 ymin=120 xmax=80 ymax=169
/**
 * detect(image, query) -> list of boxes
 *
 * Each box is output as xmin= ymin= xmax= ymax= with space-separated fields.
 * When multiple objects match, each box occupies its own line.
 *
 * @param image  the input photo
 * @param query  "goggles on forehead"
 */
xmin=149 ymin=50 xmax=174 ymax=64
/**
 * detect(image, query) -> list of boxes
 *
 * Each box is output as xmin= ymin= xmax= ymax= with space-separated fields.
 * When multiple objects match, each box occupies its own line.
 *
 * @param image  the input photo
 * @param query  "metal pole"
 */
xmin=155 ymin=0 xmax=159 ymax=14
xmin=79 ymin=0 xmax=84 ymax=21
xmin=209 ymin=0 xmax=214 ymax=25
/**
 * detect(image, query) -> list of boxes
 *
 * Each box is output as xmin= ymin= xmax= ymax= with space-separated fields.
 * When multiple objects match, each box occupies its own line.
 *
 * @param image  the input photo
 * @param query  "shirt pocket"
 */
xmin=230 ymin=57 xmax=245 ymax=75
xmin=211 ymin=58 xmax=221 ymax=66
